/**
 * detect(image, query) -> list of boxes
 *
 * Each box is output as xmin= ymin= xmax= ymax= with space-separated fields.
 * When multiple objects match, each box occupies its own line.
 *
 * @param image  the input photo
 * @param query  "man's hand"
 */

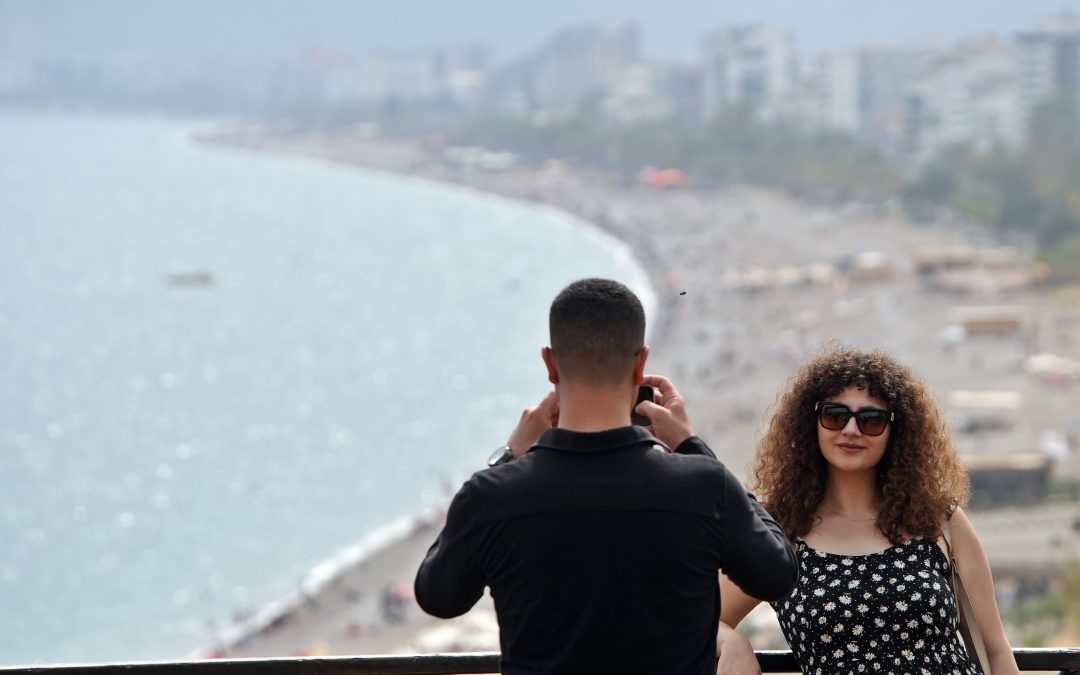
xmin=716 ymin=622 xmax=761 ymax=675
xmin=637 ymin=374 xmax=694 ymax=449
xmin=506 ymin=390 xmax=559 ymax=457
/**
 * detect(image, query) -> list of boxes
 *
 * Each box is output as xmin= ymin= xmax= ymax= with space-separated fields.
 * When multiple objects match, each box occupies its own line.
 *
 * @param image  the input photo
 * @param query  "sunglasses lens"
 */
xmin=857 ymin=412 xmax=889 ymax=436
xmin=818 ymin=405 xmax=851 ymax=431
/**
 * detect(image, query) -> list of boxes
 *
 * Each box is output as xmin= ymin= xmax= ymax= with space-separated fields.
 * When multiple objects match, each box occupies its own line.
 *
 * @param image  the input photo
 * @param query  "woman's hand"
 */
xmin=716 ymin=621 xmax=761 ymax=675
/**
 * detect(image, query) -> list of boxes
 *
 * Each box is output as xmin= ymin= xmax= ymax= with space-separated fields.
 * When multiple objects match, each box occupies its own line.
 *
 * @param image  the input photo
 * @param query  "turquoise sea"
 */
xmin=0 ymin=113 xmax=652 ymax=664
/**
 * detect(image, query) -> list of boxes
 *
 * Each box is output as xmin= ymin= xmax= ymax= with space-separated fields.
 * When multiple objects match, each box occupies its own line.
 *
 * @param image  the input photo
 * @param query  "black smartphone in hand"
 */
xmin=631 ymin=385 xmax=654 ymax=426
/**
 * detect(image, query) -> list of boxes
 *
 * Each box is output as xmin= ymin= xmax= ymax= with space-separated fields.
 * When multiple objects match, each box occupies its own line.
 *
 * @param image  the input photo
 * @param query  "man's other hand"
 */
xmin=637 ymin=374 xmax=694 ymax=449
xmin=506 ymin=390 xmax=559 ymax=458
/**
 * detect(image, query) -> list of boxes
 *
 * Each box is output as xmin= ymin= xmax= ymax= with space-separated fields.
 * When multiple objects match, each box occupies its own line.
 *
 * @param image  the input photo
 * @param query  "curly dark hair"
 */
xmin=751 ymin=344 xmax=970 ymax=545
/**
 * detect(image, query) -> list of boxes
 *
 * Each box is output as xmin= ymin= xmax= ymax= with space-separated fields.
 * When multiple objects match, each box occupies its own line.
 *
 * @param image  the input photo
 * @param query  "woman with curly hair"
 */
xmin=715 ymin=346 xmax=1018 ymax=675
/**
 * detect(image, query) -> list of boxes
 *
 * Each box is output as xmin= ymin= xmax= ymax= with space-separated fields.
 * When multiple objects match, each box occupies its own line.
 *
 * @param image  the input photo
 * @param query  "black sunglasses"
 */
xmin=815 ymin=402 xmax=894 ymax=437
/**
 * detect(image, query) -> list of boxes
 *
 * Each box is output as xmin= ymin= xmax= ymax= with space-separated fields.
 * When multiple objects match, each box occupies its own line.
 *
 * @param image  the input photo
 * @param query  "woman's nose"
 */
xmin=841 ymin=415 xmax=861 ymax=435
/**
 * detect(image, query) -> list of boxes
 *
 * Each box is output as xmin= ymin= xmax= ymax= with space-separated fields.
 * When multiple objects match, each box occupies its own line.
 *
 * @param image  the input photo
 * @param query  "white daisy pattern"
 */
xmin=771 ymin=538 xmax=982 ymax=675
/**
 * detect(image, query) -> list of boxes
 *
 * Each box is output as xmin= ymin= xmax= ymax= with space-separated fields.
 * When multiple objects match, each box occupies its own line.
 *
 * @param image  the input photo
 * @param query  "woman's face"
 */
xmin=815 ymin=385 xmax=892 ymax=476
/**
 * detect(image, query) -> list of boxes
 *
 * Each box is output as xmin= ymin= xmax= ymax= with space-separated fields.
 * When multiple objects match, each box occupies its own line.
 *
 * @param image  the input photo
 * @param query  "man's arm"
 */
xmin=413 ymin=481 xmax=486 ymax=618
xmin=415 ymin=389 xmax=555 ymax=616
xmin=672 ymin=435 xmax=717 ymax=459
xmin=719 ymin=469 xmax=798 ymax=602
xmin=638 ymin=373 xmax=796 ymax=599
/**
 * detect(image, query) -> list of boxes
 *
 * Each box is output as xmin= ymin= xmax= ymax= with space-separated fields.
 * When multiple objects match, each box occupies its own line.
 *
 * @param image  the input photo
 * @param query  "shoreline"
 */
xmin=189 ymin=129 xmax=674 ymax=658
xmin=193 ymin=125 xmax=1080 ymax=658
xmin=192 ymin=129 xmax=673 ymax=344
xmin=195 ymin=507 xmax=444 ymax=657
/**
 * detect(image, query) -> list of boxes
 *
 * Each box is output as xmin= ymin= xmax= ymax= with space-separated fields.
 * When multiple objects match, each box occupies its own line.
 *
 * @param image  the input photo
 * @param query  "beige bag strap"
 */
xmin=943 ymin=512 xmax=992 ymax=673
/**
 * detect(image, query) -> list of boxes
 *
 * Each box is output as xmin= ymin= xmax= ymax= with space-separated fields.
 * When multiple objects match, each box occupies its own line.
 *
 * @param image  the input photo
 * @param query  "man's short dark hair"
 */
xmin=549 ymin=278 xmax=645 ymax=385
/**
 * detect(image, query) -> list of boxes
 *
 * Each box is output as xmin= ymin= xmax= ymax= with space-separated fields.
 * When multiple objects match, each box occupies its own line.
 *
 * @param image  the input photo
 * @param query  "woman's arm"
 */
xmin=949 ymin=508 xmax=1019 ymax=675
xmin=716 ymin=572 xmax=766 ymax=675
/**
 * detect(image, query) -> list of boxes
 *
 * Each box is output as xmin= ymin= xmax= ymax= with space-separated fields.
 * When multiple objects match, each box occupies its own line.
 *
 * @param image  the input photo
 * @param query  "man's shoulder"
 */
xmin=443 ymin=455 xmax=552 ymax=525
xmin=458 ymin=442 xmax=734 ymax=495
xmin=460 ymin=453 xmax=536 ymax=494
xmin=652 ymin=449 xmax=735 ymax=490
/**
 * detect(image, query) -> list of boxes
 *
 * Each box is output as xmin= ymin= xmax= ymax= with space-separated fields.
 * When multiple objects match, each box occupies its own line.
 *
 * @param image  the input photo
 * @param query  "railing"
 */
xmin=3 ymin=649 xmax=1079 ymax=675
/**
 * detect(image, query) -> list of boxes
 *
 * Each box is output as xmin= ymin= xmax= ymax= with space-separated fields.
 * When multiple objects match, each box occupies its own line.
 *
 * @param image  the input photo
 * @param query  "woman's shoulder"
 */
xmin=940 ymin=506 xmax=982 ymax=552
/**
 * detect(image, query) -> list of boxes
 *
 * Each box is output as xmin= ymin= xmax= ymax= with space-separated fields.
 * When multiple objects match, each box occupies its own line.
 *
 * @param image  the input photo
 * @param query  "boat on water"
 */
xmin=165 ymin=270 xmax=215 ymax=287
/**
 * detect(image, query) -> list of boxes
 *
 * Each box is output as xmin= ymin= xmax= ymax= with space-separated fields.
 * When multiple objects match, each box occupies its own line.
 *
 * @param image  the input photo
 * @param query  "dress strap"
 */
xmin=941 ymin=512 xmax=954 ymax=557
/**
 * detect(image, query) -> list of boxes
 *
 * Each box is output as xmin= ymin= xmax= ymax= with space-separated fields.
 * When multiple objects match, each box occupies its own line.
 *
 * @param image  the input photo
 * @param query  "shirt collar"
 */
xmin=532 ymin=425 xmax=663 ymax=453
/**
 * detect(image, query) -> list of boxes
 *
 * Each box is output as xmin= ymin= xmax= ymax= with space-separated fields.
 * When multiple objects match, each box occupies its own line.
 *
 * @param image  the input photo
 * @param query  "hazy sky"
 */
xmin=3 ymin=0 xmax=1079 ymax=61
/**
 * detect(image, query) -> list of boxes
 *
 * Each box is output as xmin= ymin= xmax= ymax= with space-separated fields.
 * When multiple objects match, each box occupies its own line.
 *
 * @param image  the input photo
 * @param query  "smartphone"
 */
xmin=631 ymin=385 xmax=655 ymax=426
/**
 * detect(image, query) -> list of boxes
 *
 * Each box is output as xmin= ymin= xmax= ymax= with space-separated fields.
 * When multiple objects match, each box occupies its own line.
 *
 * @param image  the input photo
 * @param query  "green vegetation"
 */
xmin=448 ymin=108 xmax=904 ymax=199
xmin=446 ymin=100 xmax=1079 ymax=277
xmin=1049 ymin=475 xmax=1080 ymax=502
xmin=902 ymin=97 xmax=1080 ymax=280
xmin=1040 ymin=237 xmax=1080 ymax=284
xmin=1006 ymin=561 xmax=1080 ymax=646
xmin=287 ymin=94 xmax=1080 ymax=283
xmin=1064 ymin=562 xmax=1080 ymax=633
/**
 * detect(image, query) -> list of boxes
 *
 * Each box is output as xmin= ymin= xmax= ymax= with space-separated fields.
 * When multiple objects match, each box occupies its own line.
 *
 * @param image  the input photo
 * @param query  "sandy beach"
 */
xmin=197 ymin=508 xmax=498 ymax=658
xmin=197 ymin=128 xmax=1080 ymax=659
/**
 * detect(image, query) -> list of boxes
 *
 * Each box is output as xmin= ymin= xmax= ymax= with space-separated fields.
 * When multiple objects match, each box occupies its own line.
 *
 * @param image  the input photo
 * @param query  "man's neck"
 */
xmin=556 ymin=381 xmax=634 ymax=432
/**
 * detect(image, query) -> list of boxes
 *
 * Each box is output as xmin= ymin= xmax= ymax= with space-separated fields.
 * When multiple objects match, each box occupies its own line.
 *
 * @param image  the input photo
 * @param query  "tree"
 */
xmin=902 ymin=161 xmax=956 ymax=220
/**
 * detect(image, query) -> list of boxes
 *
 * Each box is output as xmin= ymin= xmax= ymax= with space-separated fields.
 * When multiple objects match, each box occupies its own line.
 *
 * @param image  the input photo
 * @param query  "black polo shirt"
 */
xmin=415 ymin=426 xmax=797 ymax=675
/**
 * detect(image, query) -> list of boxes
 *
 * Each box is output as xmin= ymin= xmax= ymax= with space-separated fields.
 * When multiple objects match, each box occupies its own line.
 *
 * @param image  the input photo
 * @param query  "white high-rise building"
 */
xmin=354 ymin=51 xmax=440 ymax=101
xmin=602 ymin=64 xmax=674 ymax=123
xmin=529 ymin=23 xmax=640 ymax=117
xmin=802 ymin=51 xmax=861 ymax=134
xmin=858 ymin=46 xmax=935 ymax=153
xmin=701 ymin=25 xmax=797 ymax=121
xmin=905 ymin=37 xmax=1022 ymax=163
xmin=1015 ymin=14 xmax=1080 ymax=125
xmin=792 ymin=45 xmax=933 ymax=155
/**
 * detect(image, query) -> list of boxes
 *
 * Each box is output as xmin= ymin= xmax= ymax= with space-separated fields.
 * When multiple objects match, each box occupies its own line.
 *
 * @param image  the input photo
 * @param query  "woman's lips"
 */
xmin=837 ymin=443 xmax=864 ymax=453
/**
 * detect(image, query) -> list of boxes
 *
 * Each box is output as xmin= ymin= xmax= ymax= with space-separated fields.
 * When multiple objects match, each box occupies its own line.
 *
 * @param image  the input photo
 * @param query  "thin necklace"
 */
xmin=822 ymin=509 xmax=878 ymax=523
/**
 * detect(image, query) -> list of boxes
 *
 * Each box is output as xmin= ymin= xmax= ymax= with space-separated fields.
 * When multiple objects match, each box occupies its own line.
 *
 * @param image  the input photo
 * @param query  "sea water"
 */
xmin=0 ymin=112 xmax=652 ymax=664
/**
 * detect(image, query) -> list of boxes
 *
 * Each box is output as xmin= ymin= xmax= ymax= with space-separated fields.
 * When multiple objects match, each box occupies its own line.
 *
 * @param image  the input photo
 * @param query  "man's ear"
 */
xmin=542 ymin=346 xmax=559 ymax=384
xmin=632 ymin=345 xmax=649 ymax=384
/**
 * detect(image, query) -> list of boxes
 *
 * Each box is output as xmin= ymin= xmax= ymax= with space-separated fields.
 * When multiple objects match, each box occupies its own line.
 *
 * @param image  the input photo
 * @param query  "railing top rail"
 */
xmin=3 ymin=648 xmax=1078 ymax=675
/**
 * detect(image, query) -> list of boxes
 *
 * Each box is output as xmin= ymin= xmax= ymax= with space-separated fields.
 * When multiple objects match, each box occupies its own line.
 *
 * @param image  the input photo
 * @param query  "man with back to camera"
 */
xmin=414 ymin=278 xmax=798 ymax=675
